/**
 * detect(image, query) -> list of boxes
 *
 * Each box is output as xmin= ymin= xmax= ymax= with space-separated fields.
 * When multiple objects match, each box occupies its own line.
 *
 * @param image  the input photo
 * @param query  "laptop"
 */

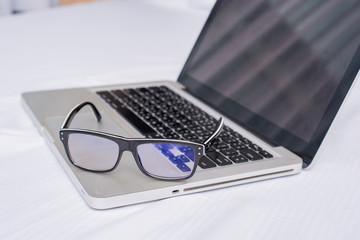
xmin=22 ymin=0 xmax=360 ymax=209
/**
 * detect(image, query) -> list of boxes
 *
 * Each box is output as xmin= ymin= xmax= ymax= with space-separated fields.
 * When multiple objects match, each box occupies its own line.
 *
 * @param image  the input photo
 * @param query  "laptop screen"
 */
xmin=179 ymin=0 xmax=360 ymax=166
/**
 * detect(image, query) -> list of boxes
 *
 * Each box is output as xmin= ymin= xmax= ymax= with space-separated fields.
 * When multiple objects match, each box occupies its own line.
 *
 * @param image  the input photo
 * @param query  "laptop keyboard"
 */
xmin=97 ymin=86 xmax=273 ymax=169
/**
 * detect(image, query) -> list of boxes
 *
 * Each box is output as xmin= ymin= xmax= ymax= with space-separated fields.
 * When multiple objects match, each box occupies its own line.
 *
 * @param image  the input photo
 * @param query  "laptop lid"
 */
xmin=178 ymin=0 xmax=360 ymax=167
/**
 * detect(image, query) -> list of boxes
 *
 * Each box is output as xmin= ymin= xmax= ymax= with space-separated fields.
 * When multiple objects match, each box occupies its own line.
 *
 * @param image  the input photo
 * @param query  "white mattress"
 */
xmin=1 ymin=0 xmax=360 ymax=239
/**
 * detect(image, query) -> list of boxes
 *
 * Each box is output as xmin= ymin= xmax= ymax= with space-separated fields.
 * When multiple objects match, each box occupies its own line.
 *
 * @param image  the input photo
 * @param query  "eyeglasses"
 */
xmin=59 ymin=102 xmax=223 ymax=180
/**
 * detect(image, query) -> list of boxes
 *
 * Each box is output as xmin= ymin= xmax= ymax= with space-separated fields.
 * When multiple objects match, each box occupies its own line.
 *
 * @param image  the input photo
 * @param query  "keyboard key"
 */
xmin=223 ymin=125 xmax=235 ymax=134
xmin=239 ymin=137 xmax=252 ymax=145
xmin=97 ymin=91 xmax=116 ymax=103
xmin=212 ymin=141 xmax=229 ymax=150
xmin=230 ymin=154 xmax=248 ymax=163
xmin=112 ymin=89 xmax=128 ymax=99
xmin=230 ymin=142 xmax=247 ymax=150
xmin=259 ymin=150 xmax=273 ymax=158
xmin=249 ymin=143 xmax=261 ymax=152
xmin=137 ymin=87 xmax=152 ymax=96
xmin=161 ymin=149 xmax=173 ymax=158
xmin=168 ymin=156 xmax=179 ymax=164
xmin=176 ymin=155 xmax=190 ymax=163
xmin=231 ymin=131 xmax=243 ymax=139
xmin=176 ymin=127 xmax=191 ymax=135
xmin=240 ymin=149 xmax=263 ymax=161
xmin=204 ymin=122 xmax=217 ymax=130
xmin=219 ymin=131 xmax=230 ymax=138
xmin=187 ymin=124 xmax=203 ymax=132
xmin=157 ymin=125 xmax=170 ymax=134
xmin=146 ymin=133 xmax=162 ymax=138
xmin=163 ymin=132 xmax=179 ymax=139
xmin=198 ymin=156 xmax=217 ymax=169
xmin=194 ymin=129 xmax=210 ymax=137
xmin=124 ymin=88 xmax=140 ymax=99
xmin=182 ymin=132 xmax=198 ymax=141
xmin=207 ymin=150 xmax=233 ymax=166
xmin=177 ymin=162 xmax=191 ymax=172
xmin=220 ymin=147 xmax=238 ymax=157
xmin=221 ymin=136 xmax=238 ymax=144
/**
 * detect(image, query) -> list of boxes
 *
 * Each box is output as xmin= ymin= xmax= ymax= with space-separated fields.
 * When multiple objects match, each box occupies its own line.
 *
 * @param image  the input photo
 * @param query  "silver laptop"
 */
xmin=22 ymin=0 xmax=360 ymax=209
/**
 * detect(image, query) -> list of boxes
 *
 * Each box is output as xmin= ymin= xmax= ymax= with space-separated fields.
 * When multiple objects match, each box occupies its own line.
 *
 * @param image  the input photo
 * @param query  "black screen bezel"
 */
xmin=177 ymin=0 xmax=360 ymax=167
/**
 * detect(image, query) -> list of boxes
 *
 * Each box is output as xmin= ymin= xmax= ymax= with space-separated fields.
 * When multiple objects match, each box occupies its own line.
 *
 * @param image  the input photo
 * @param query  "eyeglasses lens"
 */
xmin=68 ymin=133 xmax=119 ymax=171
xmin=137 ymin=143 xmax=195 ymax=179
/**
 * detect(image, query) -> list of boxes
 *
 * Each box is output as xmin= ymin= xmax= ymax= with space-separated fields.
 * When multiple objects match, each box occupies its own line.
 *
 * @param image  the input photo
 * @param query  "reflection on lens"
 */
xmin=137 ymin=143 xmax=195 ymax=179
xmin=68 ymin=133 xmax=119 ymax=171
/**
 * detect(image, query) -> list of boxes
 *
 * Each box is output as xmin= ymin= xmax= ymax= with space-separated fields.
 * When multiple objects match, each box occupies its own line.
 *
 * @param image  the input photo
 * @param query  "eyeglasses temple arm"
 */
xmin=61 ymin=102 xmax=101 ymax=129
xmin=202 ymin=117 xmax=224 ymax=147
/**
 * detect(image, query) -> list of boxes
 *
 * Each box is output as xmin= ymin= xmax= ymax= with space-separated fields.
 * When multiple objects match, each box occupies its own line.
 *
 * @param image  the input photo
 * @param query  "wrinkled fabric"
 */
xmin=1 ymin=1 xmax=360 ymax=240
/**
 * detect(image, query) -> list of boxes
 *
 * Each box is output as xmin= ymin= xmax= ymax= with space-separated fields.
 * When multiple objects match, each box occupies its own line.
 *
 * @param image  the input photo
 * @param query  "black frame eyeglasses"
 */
xmin=59 ymin=102 xmax=223 ymax=180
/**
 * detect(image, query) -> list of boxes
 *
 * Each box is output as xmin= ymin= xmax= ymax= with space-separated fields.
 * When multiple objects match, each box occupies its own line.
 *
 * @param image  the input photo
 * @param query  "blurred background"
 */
xmin=0 ymin=0 xmax=98 ymax=15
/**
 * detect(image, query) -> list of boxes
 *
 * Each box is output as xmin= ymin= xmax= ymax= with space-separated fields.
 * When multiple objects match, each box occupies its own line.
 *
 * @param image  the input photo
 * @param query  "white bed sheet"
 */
xmin=1 ymin=0 xmax=360 ymax=239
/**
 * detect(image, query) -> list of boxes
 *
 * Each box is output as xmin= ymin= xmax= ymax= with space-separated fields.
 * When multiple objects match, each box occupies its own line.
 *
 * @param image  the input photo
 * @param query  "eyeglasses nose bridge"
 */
xmin=115 ymin=138 xmax=133 ymax=155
